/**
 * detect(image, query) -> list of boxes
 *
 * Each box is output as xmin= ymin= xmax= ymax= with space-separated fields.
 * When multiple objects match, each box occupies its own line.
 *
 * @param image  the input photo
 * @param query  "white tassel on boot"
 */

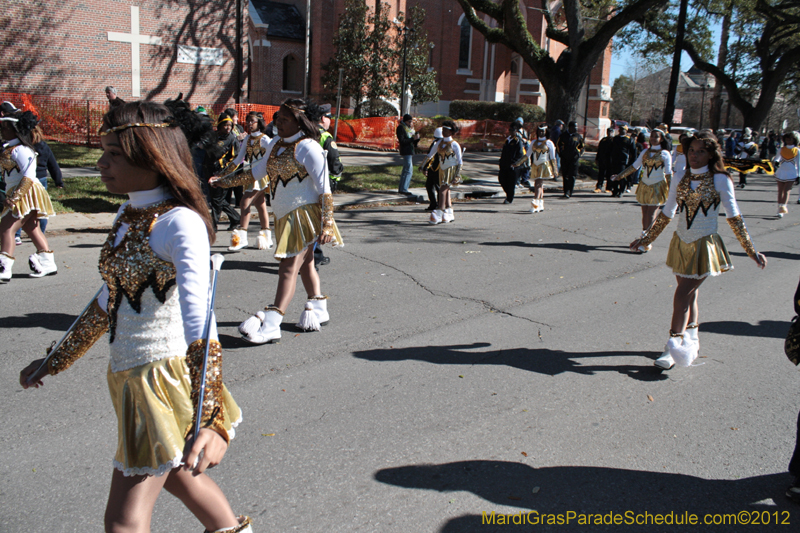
xmin=685 ymin=323 xmax=699 ymax=352
xmin=443 ymin=207 xmax=454 ymax=223
xmin=297 ymin=303 xmax=321 ymax=331
xmin=0 ymin=252 xmax=14 ymax=283
xmin=256 ymin=229 xmax=274 ymax=250
xmin=429 ymin=209 xmax=443 ymax=225
xmin=530 ymin=199 xmax=538 ymax=213
xmin=240 ymin=308 xmax=282 ymax=344
xmin=238 ymin=311 xmax=265 ymax=338
xmin=669 ymin=335 xmax=699 ymax=367
xmin=228 ymin=228 xmax=249 ymax=251
xmin=28 ymin=250 xmax=57 ymax=278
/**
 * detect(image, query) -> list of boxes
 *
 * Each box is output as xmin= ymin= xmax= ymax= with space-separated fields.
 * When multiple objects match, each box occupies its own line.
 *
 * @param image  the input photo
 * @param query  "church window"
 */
xmin=458 ymin=14 xmax=472 ymax=72
xmin=283 ymin=54 xmax=302 ymax=92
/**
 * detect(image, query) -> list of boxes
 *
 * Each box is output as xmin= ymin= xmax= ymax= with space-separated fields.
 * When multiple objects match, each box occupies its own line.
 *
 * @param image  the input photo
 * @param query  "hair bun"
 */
xmin=17 ymin=110 xmax=40 ymax=131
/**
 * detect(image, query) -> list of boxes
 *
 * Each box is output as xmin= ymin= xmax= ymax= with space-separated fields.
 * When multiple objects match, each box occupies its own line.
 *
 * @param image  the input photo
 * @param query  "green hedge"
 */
xmin=449 ymin=100 xmax=545 ymax=123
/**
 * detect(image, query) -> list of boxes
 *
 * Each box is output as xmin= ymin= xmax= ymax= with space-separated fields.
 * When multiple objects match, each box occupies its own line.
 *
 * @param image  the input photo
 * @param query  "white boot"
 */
xmin=297 ymin=296 xmax=330 ymax=331
xmin=429 ymin=209 xmax=443 ymax=225
xmin=228 ymin=228 xmax=249 ymax=251
xmin=778 ymin=204 xmax=788 ymax=218
xmin=685 ymin=323 xmax=699 ymax=352
xmin=239 ymin=307 xmax=282 ymax=344
xmin=654 ymin=336 xmax=677 ymax=370
xmin=256 ymin=229 xmax=274 ymax=250
xmin=538 ymin=199 xmax=544 ymax=212
xmin=530 ymin=199 xmax=538 ymax=213
xmin=0 ymin=252 xmax=14 ymax=283
xmin=207 ymin=515 xmax=253 ymax=533
xmin=443 ymin=207 xmax=454 ymax=223
xmin=670 ymin=334 xmax=698 ymax=367
xmin=28 ymin=250 xmax=57 ymax=278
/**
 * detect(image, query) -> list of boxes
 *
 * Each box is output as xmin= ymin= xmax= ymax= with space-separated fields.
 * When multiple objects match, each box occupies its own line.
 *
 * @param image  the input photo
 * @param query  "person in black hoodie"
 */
xmin=498 ymin=123 xmax=525 ymax=204
xmin=608 ymin=125 xmax=636 ymax=197
xmin=594 ymin=128 xmax=614 ymax=193
xmin=556 ymin=121 xmax=584 ymax=198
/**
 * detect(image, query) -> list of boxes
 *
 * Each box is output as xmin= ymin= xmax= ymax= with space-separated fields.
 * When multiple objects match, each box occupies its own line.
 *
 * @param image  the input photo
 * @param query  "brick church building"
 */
xmin=2 ymin=0 xmax=611 ymax=135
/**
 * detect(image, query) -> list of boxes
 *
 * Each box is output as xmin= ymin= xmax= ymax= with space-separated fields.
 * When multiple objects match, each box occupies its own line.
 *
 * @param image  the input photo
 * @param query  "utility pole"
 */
xmin=334 ymin=68 xmax=343 ymax=141
xmin=303 ymin=0 xmax=310 ymax=99
xmin=663 ymin=0 xmax=689 ymax=127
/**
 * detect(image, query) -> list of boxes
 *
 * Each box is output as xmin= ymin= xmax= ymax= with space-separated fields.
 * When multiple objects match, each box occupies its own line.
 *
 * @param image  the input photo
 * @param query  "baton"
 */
xmin=192 ymin=253 xmax=225 ymax=442
xmin=28 ymin=286 xmax=104 ymax=385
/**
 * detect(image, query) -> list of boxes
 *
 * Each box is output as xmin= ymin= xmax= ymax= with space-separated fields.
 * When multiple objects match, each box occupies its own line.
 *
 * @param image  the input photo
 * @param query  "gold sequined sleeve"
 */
xmin=727 ymin=215 xmax=757 ymax=258
xmin=47 ymin=299 xmax=109 ymax=375
xmin=639 ymin=212 xmax=673 ymax=248
xmin=185 ymin=339 xmax=228 ymax=443
xmin=6 ymin=177 xmax=36 ymax=205
xmin=452 ymin=164 xmax=463 ymax=186
xmin=319 ymin=193 xmax=335 ymax=237
xmin=219 ymin=161 xmax=239 ymax=179
xmin=614 ymin=165 xmax=636 ymax=182
xmin=215 ymin=168 xmax=254 ymax=189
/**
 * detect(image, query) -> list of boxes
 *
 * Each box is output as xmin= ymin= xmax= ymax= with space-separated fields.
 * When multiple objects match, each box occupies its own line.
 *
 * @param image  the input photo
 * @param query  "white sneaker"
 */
xmin=239 ymin=308 xmax=283 ymax=344
xmin=28 ymin=251 xmax=57 ymax=278
xmin=14 ymin=236 xmax=22 ymax=245
xmin=228 ymin=228 xmax=249 ymax=251
xmin=429 ymin=209 xmax=443 ymax=225
xmin=443 ymin=208 xmax=454 ymax=223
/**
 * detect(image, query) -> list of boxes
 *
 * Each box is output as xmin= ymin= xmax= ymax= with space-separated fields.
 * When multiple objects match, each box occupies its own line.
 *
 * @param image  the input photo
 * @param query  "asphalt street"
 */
xmin=2 ymin=172 xmax=800 ymax=532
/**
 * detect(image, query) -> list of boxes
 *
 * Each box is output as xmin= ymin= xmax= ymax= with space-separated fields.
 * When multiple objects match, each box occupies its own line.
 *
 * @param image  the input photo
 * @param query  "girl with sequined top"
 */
xmin=422 ymin=120 xmax=462 ymax=225
xmin=513 ymin=124 xmax=557 ymax=213
xmin=611 ymin=129 xmax=673 ymax=252
xmin=236 ymin=99 xmax=343 ymax=344
xmin=773 ymin=131 xmax=800 ymax=218
xmin=210 ymin=111 xmax=274 ymax=251
xmin=630 ymin=132 xmax=767 ymax=371
xmin=19 ymin=102 xmax=252 ymax=533
xmin=0 ymin=110 xmax=57 ymax=282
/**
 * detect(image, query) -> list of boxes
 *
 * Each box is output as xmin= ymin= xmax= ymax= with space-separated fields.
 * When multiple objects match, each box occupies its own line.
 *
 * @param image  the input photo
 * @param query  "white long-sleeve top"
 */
xmin=251 ymin=131 xmax=329 ymax=220
xmin=98 ymin=186 xmax=215 ymax=371
xmin=775 ymin=145 xmax=800 ymax=181
xmin=229 ymin=132 xmax=272 ymax=167
xmin=662 ymin=165 xmax=740 ymax=244
xmin=1 ymin=139 xmax=36 ymax=188
xmin=426 ymin=137 xmax=462 ymax=170
xmin=524 ymin=137 xmax=557 ymax=166
xmin=631 ymin=148 xmax=672 ymax=185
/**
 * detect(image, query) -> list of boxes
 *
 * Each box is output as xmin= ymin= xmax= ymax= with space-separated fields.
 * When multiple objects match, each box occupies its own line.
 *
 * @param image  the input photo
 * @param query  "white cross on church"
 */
xmin=107 ymin=6 xmax=162 ymax=98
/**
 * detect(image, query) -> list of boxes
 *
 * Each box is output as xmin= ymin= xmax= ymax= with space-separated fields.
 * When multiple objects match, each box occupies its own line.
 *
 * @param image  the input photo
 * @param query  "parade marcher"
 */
xmin=19 ymin=101 xmax=252 ymax=533
xmin=237 ymin=99 xmax=343 ymax=344
xmin=209 ymin=112 xmax=274 ymax=251
xmin=203 ymin=115 xmax=241 ymax=232
xmin=515 ymin=124 xmax=557 ymax=212
xmin=774 ymin=131 xmax=800 ymax=218
xmin=313 ymin=104 xmax=344 ymax=268
xmin=736 ymin=129 xmax=759 ymax=188
xmin=498 ymin=123 xmax=525 ymax=204
xmin=550 ymin=119 xmax=564 ymax=174
xmin=594 ymin=128 xmax=614 ymax=193
xmin=1 ymin=110 xmax=57 ymax=282
xmin=15 ymin=124 xmax=64 ymax=243
xmin=422 ymin=120 xmax=462 ymax=224
xmin=608 ymin=124 xmax=635 ymax=197
xmin=224 ymin=108 xmax=246 ymax=139
xmin=396 ymin=114 xmax=420 ymax=195
xmin=611 ymin=128 xmax=672 ymax=251
xmin=556 ymin=121 xmax=584 ymax=198
xmin=513 ymin=117 xmax=531 ymax=187
xmin=422 ymin=127 xmax=443 ymax=211
xmin=630 ymin=132 xmax=767 ymax=370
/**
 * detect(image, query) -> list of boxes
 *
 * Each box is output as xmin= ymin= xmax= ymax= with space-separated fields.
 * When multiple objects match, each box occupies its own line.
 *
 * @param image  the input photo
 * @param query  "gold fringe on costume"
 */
xmin=108 ymin=356 xmax=241 ymax=477
xmin=636 ymin=179 xmax=669 ymax=206
xmin=665 ymin=232 xmax=732 ymax=279
xmin=272 ymin=203 xmax=343 ymax=259
xmin=0 ymin=178 xmax=55 ymax=219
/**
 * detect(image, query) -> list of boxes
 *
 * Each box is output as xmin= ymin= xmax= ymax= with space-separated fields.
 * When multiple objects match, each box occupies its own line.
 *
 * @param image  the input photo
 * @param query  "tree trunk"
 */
xmin=709 ymin=7 xmax=731 ymax=131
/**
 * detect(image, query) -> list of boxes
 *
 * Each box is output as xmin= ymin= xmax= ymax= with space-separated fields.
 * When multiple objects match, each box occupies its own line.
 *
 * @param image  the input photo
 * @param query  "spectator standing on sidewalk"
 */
xmin=556 ymin=121 xmax=584 ymax=198
xmin=105 ymin=86 xmax=125 ymax=109
xmin=396 ymin=114 xmax=420 ymax=195
xmin=594 ymin=128 xmax=614 ymax=193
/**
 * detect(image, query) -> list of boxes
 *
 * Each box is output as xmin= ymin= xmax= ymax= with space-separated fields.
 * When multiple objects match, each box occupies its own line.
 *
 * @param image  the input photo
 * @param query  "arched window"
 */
xmin=458 ymin=14 xmax=472 ymax=71
xmin=283 ymin=54 xmax=301 ymax=92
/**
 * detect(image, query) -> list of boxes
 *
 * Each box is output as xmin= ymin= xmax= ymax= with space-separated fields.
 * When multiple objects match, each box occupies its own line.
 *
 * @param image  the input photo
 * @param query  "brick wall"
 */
xmin=0 ymin=0 xmax=248 ymax=108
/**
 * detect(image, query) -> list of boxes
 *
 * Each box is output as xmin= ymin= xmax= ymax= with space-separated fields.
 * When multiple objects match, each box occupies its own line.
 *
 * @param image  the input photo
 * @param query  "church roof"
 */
xmin=250 ymin=1 xmax=305 ymax=41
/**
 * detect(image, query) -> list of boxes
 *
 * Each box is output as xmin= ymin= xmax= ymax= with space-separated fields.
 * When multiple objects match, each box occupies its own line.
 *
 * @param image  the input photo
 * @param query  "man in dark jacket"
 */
xmin=594 ymin=128 xmax=614 ymax=193
xmin=556 ymin=121 xmax=584 ymax=198
xmin=608 ymin=125 xmax=635 ymax=197
xmin=498 ymin=123 xmax=526 ymax=203
xmin=204 ymin=116 xmax=241 ymax=231
xmin=396 ymin=114 xmax=420 ymax=195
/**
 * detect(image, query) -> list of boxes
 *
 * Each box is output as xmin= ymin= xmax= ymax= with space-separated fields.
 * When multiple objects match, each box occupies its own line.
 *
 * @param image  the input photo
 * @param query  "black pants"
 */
xmin=313 ymin=244 xmax=327 ymax=265
xmin=208 ymin=184 xmax=240 ymax=229
xmin=607 ymin=172 xmax=623 ymax=196
xmin=596 ymin=165 xmax=611 ymax=190
xmin=499 ymin=167 xmax=517 ymax=202
xmin=561 ymin=166 xmax=577 ymax=197
xmin=425 ymin=170 xmax=439 ymax=208
xmin=790 ymin=410 xmax=800 ymax=477
xmin=739 ymin=172 xmax=748 ymax=186
xmin=225 ymin=186 xmax=244 ymax=209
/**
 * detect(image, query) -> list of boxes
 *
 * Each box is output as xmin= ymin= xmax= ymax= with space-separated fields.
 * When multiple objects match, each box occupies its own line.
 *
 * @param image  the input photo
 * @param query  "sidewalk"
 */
xmin=46 ymin=147 xmax=596 ymax=233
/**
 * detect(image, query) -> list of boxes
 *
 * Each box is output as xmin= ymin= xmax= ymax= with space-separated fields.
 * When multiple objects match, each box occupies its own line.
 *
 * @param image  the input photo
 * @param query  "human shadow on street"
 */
xmin=480 ymin=240 xmax=631 ymax=255
xmin=701 ymin=320 xmax=790 ymax=339
xmin=352 ymin=342 xmax=667 ymax=382
xmin=218 ymin=258 xmax=279 ymax=275
xmin=374 ymin=461 xmax=792 ymax=533
xmin=68 ymin=243 xmax=104 ymax=249
xmin=757 ymin=250 xmax=800 ymax=261
xmin=0 ymin=312 xmax=76 ymax=331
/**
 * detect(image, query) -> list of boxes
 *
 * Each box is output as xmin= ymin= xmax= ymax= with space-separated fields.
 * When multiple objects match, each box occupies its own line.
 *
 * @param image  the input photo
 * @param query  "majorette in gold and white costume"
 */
xmin=421 ymin=136 xmax=462 ymax=224
xmin=44 ymin=186 xmax=241 ymax=477
xmin=775 ymin=144 xmax=799 ymax=183
xmin=639 ymin=165 xmax=758 ymax=279
xmin=245 ymin=131 xmax=343 ymax=259
xmin=514 ymin=136 xmax=556 ymax=213
xmin=0 ymin=138 xmax=57 ymax=280
xmin=615 ymin=147 xmax=673 ymax=206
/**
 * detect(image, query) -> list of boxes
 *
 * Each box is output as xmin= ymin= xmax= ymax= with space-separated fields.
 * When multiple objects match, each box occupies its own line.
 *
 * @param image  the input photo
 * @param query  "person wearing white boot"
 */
xmin=19 ymin=102 xmax=252 ymax=533
xmin=1 ymin=110 xmax=57 ymax=282
xmin=209 ymin=111 xmax=273 ymax=251
xmin=630 ymin=132 xmax=767 ymax=370
xmin=611 ymin=129 xmax=672 ymax=252
xmin=513 ymin=124 xmax=556 ymax=213
xmin=237 ymin=99 xmax=343 ymax=344
xmin=421 ymin=120 xmax=462 ymax=225
xmin=774 ymin=131 xmax=799 ymax=218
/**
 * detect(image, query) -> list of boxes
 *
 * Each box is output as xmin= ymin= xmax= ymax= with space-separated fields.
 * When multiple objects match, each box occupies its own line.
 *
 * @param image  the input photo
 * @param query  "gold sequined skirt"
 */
xmin=0 ymin=181 xmax=55 ymax=219
xmin=439 ymin=166 xmax=460 ymax=186
xmin=273 ymin=202 xmax=344 ymax=259
xmin=245 ymin=175 xmax=270 ymax=193
xmin=107 ymin=357 xmax=242 ymax=477
xmin=636 ymin=179 xmax=669 ymax=206
xmin=665 ymin=232 xmax=732 ymax=279
xmin=530 ymin=163 xmax=555 ymax=180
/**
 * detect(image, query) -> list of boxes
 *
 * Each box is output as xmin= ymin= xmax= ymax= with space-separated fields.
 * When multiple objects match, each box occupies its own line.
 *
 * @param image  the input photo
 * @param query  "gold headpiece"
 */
xmin=100 ymin=122 xmax=175 ymax=136
xmin=216 ymin=116 xmax=233 ymax=126
xmin=283 ymin=103 xmax=304 ymax=112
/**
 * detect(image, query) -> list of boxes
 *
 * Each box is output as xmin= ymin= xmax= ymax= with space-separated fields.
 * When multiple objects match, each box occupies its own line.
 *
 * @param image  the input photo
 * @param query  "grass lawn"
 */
xmin=338 ymin=165 xmax=471 ymax=193
xmin=48 ymin=141 xmax=103 ymax=168
xmin=49 ymin=176 xmax=126 ymax=214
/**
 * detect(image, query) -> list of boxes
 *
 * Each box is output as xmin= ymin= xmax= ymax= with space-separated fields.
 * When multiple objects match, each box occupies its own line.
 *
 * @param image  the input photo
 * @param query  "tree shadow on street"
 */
xmin=701 ymin=320 xmax=790 ymax=339
xmin=352 ymin=342 xmax=667 ymax=382
xmin=481 ymin=240 xmax=631 ymax=254
xmin=374 ymin=460 xmax=792 ymax=533
xmin=0 ymin=312 xmax=76 ymax=331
